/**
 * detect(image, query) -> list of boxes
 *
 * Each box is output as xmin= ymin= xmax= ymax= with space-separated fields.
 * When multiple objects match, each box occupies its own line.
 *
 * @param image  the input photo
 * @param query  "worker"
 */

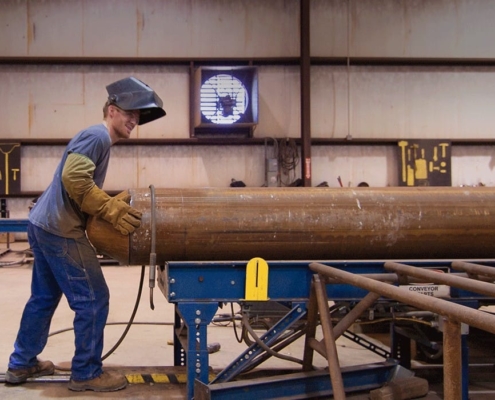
xmin=5 ymin=77 xmax=166 ymax=392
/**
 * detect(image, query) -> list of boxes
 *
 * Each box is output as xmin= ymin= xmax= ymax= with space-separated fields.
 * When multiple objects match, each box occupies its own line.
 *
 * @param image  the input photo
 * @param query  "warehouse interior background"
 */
xmin=3 ymin=1 xmax=495 ymax=399
xmin=2 ymin=0 xmax=495 ymax=219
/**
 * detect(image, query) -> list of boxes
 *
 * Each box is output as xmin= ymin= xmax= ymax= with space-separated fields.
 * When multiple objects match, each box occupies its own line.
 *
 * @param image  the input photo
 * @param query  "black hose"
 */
xmin=51 ymin=265 xmax=151 ymax=371
xmin=241 ymin=313 xmax=303 ymax=365
xmin=102 ymin=265 xmax=146 ymax=360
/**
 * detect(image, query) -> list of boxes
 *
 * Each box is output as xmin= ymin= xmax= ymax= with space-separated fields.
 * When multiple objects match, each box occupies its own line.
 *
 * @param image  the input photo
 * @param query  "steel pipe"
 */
xmin=443 ymin=318 xmax=462 ymax=400
xmin=313 ymin=274 xmax=346 ymax=400
xmin=333 ymin=292 xmax=381 ymax=339
xmin=451 ymin=261 xmax=495 ymax=279
xmin=384 ymin=261 xmax=495 ymax=297
xmin=86 ymin=186 xmax=495 ymax=265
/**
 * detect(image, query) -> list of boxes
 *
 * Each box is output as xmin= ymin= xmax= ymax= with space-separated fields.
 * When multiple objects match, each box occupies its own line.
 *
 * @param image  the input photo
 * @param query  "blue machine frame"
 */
xmin=158 ymin=259 xmax=494 ymax=400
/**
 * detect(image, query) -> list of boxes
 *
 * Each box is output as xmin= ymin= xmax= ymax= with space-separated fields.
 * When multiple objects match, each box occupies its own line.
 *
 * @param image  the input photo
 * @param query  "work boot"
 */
xmin=68 ymin=371 xmax=128 ymax=392
xmin=5 ymin=360 xmax=55 ymax=384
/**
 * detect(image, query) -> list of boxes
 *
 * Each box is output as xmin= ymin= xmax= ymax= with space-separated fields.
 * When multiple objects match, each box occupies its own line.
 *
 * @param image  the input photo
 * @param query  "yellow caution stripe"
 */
xmin=125 ymin=373 xmax=216 ymax=384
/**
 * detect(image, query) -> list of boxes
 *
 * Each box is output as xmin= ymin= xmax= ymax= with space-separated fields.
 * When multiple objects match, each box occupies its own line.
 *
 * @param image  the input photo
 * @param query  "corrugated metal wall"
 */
xmin=1 ymin=0 xmax=495 ymax=218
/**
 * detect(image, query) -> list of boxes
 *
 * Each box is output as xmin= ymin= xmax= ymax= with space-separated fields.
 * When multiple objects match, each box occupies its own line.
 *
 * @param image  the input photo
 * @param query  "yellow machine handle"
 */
xmin=244 ymin=257 xmax=269 ymax=301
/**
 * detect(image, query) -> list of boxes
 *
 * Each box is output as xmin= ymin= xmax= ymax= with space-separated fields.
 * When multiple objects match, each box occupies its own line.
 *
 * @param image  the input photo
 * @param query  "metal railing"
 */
xmin=304 ymin=261 xmax=495 ymax=400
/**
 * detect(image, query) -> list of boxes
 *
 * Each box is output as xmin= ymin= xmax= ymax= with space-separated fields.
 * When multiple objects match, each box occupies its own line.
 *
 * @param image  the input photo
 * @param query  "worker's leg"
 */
xmin=46 ymin=233 xmax=110 ymax=381
xmin=8 ymin=222 xmax=62 ymax=370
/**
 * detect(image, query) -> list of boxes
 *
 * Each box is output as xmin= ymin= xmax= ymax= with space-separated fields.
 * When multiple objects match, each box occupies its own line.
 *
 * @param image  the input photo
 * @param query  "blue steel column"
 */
xmin=173 ymin=308 xmax=185 ymax=367
xmin=176 ymin=302 xmax=218 ymax=400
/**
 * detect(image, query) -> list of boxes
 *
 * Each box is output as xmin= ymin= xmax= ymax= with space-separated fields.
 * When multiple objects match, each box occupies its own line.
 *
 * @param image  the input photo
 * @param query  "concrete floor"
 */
xmin=0 ymin=241 xmax=494 ymax=399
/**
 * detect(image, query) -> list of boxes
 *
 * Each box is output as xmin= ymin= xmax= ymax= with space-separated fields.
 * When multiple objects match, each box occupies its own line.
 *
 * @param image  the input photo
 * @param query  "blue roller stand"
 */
xmin=0 ymin=219 xmax=29 ymax=233
xmin=175 ymin=302 xmax=218 ymax=398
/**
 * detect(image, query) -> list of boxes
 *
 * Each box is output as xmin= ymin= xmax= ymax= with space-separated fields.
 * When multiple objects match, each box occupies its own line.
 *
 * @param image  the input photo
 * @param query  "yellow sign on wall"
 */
xmin=398 ymin=140 xmax=451 ymax=186
xmin=0 ymin=143 xmax=21 ymax=195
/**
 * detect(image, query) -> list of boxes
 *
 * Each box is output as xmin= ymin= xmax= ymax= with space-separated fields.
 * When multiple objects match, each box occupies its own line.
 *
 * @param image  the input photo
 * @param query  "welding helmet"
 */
xmin=106 ymin=77 xmax=166 ymax=125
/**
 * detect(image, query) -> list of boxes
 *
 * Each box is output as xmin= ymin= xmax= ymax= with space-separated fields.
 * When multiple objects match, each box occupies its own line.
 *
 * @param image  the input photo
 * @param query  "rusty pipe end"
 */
xmin=86 ymin=216 xmax=131 ymax=265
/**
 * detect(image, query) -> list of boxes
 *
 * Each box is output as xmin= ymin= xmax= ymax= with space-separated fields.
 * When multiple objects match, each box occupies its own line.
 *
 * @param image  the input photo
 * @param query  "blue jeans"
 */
xmin=8 ymin=222 xmax=109 ymax=381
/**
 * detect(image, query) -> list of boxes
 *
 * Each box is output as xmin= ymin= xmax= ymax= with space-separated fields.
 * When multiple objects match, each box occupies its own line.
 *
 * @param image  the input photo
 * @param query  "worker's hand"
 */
xmin=81 ymin=187 xmax=142 ymax=235
xmin=113 ymin=190 xmax=131 ymax=203
xmin=113 ymin=206 xmax=142 ymax=235
xmin=105 ymin=193 xmax=142 ymax=235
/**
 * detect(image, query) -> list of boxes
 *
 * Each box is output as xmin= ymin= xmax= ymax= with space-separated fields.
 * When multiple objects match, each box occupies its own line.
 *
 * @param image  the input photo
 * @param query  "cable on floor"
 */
xmin=0 ymin=248 xmax=31 ymax=267
xmin=51 ymin=265 xmax=169 ymax=372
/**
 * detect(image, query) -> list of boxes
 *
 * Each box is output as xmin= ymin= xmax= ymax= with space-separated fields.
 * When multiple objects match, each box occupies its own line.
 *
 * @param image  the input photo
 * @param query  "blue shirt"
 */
xmin=29 ymin=123 xmax=112 ymax=238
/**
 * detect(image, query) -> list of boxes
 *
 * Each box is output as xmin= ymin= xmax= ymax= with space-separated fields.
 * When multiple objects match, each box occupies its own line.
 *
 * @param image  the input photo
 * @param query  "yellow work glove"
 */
xmin=81 ymin=186 xmax=142 ymax=235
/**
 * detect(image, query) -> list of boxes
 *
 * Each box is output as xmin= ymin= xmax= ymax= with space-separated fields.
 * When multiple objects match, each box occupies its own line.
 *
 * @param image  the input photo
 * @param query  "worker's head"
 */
xmin=104 ymin=76 xmax=166 ymax=125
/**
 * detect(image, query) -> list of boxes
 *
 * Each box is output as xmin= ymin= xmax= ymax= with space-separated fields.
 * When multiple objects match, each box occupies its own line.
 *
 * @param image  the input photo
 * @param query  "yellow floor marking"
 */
xmin=126 ymin=374 xmax=145 ymax=384
xmin=150 ymin=374 xmax=171 ymax=383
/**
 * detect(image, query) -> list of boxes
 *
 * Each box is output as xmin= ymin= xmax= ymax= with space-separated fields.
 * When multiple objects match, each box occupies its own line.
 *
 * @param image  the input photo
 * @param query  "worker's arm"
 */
xmin=62 ymin=152 xmax=142 ymax=235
